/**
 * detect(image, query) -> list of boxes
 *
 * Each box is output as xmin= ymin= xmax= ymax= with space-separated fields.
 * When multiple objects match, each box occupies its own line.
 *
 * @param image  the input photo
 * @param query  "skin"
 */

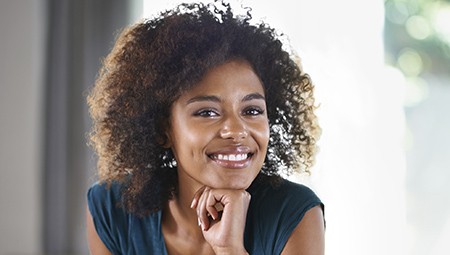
xmin=86 ymin=60 xmax=325 ymax=255
xmin=163 ymin=60 xmax=269 ymax=254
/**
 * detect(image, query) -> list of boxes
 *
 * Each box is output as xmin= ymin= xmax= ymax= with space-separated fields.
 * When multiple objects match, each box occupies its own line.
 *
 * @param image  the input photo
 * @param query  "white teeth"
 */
xmin=213 ymin=153 xmax=248 ymax=161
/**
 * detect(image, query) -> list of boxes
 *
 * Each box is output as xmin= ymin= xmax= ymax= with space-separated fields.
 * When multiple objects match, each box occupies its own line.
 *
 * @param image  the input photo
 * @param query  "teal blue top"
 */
xmin=87 ymin=178 xmax=323 ymax=255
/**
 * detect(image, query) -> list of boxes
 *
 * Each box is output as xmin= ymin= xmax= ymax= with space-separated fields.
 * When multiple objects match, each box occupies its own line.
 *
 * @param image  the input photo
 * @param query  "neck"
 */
xmin=162 ymin=179 xmax=204 ymax=240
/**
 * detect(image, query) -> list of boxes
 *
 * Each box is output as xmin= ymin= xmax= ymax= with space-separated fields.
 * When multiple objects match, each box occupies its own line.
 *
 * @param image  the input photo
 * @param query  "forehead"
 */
xmin=179 ymin=59 xmax=265 ymax=99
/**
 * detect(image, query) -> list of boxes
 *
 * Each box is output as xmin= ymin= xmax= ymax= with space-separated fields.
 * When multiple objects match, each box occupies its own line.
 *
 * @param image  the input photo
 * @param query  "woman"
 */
xmin=86 ymin=1 xmax=324 ymax=254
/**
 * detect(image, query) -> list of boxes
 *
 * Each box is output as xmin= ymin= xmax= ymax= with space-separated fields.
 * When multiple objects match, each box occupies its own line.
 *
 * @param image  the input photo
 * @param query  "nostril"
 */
xmin=219 ymin=129 xmax=248 ymax=141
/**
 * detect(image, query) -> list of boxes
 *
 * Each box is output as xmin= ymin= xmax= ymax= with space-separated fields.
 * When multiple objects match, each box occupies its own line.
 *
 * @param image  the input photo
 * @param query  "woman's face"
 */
xmin=167 ymin=59 xmax=270 ymax=191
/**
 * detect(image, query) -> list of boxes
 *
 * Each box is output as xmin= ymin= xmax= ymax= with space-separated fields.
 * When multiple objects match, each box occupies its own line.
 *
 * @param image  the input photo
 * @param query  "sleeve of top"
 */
xmin=276 ymin=181 xmax=324 ymax=253
xmin=253 ymin=180 xmax=324 ymax=255
xmin=87 ymin=182 xmax=127 ymax=255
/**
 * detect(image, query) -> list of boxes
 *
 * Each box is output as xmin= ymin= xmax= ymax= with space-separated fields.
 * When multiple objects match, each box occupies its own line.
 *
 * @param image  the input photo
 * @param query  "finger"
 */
xmin=213 ymin=189 xmax=251 ymax=227
xmin=205 ymin=191 xmax=221 ymax=221
xmin=214 ymin=202 xmax=224 ymax=213
xmin=197 ymin=187 xmax=211 ymax=230
xmin=190 ymin=186 xmax=206 ymax=209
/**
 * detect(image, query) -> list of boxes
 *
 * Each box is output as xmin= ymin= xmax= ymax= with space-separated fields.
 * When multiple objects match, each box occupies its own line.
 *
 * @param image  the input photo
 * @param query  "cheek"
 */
xmin=254 ymin=122 xmax=270 ymax=148
xmin=171 ymin=124 xmax=210 ymax=156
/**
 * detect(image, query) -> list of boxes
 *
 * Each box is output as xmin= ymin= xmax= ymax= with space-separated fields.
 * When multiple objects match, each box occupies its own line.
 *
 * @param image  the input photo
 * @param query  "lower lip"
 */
xmin=210 ymin=157 xmax=252 ymax=169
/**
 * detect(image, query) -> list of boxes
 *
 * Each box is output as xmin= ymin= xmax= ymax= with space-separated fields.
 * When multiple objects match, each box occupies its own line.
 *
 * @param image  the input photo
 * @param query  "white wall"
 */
xmin=241 ymin=1 xmax=407 ymax=254
xmin=0 ymin=0 xmax=45 ymax=254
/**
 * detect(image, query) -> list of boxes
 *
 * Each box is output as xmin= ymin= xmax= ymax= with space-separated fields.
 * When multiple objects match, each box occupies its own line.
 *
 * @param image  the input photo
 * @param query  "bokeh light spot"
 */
xmin=406 ymin=15 xmax=431 ymax=40
xmin=404 ymin=76 xmax=429 ymax=107
xmin=432 ymin=4 xmax=450 ymax=45
xmin=385 ymin=1 xmax=410 ymax=24
xmin=397 ymin=48 xmax=423 ymax=76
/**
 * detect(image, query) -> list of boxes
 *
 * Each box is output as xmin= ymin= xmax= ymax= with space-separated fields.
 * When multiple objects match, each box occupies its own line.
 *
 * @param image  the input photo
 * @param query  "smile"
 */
xmin=207 ymin=152 xmax=254 ymax=169
xmin=210 ymin=153 xmax=250 ymax=161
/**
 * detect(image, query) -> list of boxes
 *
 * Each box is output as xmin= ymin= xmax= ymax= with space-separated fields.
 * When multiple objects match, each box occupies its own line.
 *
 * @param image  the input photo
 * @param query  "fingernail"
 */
xmin=190 ymin=199 xmax=195 ymax=208
xmin=198 ymin=218 xmax=201 ymax=227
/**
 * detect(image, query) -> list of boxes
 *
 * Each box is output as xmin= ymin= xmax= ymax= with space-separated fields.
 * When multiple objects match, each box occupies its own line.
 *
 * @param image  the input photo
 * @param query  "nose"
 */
xmin=219 ymin=114 xmax=248 ymax=142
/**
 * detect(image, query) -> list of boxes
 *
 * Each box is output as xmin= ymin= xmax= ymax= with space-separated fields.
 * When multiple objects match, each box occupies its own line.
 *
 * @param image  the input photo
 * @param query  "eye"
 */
xmin=243 ymin=106 xmax=265 ymax=116
xmin=193 ymin=108 xmax=220 ymax=117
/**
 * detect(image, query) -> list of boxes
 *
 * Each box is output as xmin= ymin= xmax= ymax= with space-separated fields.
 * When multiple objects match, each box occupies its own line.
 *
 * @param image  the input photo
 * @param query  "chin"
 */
xmin=216 ymin=179 xmax=253 ymax=190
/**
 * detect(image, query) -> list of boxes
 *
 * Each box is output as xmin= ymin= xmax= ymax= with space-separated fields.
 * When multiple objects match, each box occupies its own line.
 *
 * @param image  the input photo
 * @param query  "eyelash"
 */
xmin=193 ymin=107 xmax=265 ymax=117
xmin=193 ymin=109 xmax=219 ymax=117
xmin=243 ymin=107 xmax=265 ymax=116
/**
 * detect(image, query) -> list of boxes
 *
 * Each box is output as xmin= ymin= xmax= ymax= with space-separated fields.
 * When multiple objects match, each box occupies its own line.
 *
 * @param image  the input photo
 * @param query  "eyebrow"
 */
xmin=186 ymin=92 xmax=265 ymax=104
xmin=242 ymin=92 xmax=265 ymax=102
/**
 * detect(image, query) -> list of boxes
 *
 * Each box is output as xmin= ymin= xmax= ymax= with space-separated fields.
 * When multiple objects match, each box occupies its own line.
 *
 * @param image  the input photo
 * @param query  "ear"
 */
xmin=158 ymin=120 xmax=172 ymax=148
xmin=161 ymin=132 xmax=172 ymax=148
xmin=156 ymin=134 xmax=171 ymax=148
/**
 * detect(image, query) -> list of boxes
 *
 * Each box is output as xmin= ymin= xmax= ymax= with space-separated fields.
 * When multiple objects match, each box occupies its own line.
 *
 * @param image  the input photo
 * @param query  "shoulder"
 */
xmin=88 ymin=181 xmax=123 ymax=205
xmin=87 ymin=181 xmax=128 ymax=230
xmin=87 ymin=181 xmax=126 ymax=217
xmin=281 ymin=205 xmax=325 ymax=254
xmin=249 ymin=178 xmax=323 ymax=213
xmin=87 ymin=181 xmax=127 ymax=253
xmin=87 ymin=181 xmax=165 ymax=253
xmin=245 ymin=178 xmax=324 ymax=254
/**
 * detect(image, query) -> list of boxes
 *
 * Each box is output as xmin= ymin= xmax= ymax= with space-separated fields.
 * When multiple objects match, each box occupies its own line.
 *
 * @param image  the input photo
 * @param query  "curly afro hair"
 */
xmin=87 ymin=1 xmax=320 ymax=216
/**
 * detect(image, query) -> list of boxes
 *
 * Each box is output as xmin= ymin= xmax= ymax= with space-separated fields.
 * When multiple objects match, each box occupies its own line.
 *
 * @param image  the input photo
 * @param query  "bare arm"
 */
xmin=281 ymin=205 xmax=325 ymax=255
xmin=86 ymin=206 xmax=112 ymax=255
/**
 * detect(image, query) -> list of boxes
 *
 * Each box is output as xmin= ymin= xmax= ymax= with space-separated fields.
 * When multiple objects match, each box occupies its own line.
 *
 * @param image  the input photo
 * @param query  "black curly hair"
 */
xmin=87 ymin=1 xmax=320 ymax=216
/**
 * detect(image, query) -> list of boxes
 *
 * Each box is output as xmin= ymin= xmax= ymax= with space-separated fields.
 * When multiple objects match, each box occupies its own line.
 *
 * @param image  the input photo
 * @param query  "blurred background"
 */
xmin=0 ymin=0 xmax=449 ymax=254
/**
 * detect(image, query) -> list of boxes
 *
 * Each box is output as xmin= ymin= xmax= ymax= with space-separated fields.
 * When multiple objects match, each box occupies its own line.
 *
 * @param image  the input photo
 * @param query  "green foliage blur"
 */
xmin=384 ymin=0 xmax=450 ymax=78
